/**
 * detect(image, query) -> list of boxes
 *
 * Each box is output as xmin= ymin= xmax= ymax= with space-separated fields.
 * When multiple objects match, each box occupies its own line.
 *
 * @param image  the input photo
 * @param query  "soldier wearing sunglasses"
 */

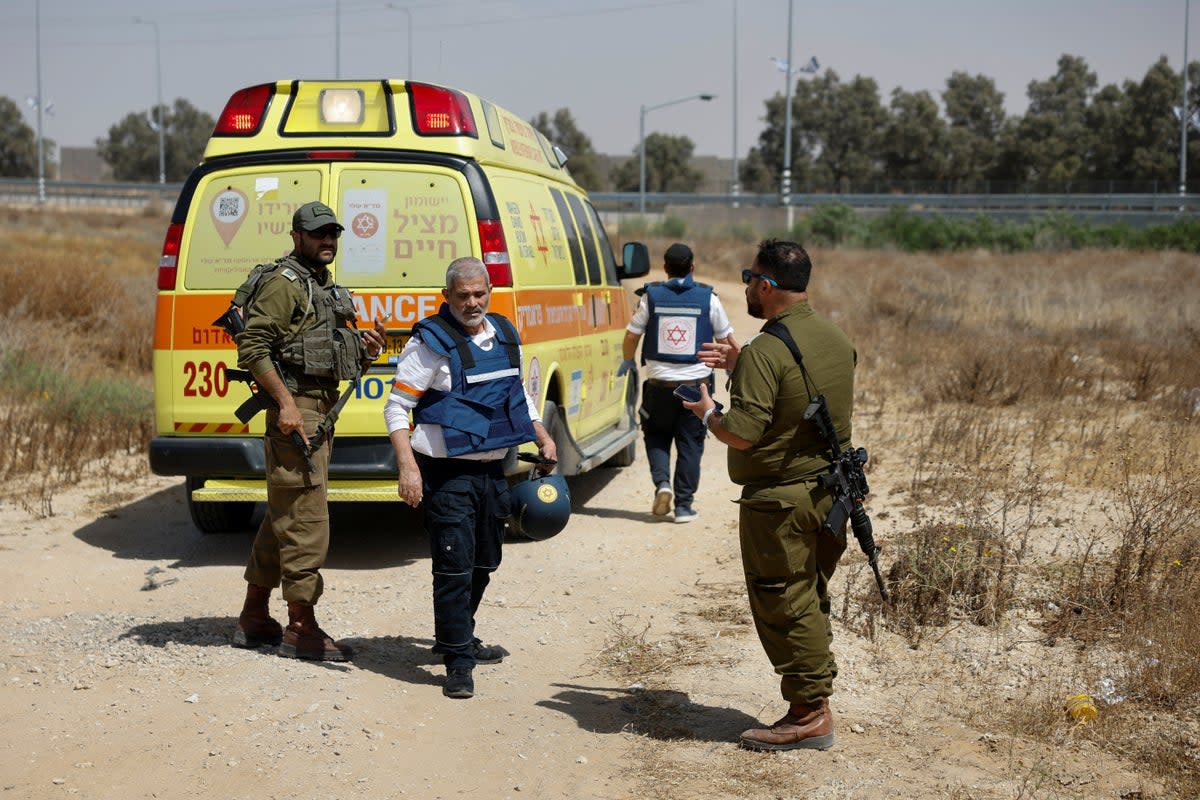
xmin=685 ymin=239 xmax=858 ymax=752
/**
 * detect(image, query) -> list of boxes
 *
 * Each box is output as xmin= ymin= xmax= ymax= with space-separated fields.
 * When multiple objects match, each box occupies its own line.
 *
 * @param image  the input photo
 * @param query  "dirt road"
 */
xmin=0 ymin=278 xmax=1160 ymax=799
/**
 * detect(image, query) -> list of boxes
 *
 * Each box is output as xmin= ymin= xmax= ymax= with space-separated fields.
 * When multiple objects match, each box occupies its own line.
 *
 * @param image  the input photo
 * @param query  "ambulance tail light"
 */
xmin=478 ymin=219 xmax=512 ymax=287
xmin=409 ymin=83 xmax=477 ymax=137
xmin=157 ymin=223 xmax=183 ymax=290
xmin=214 ymin=83 xmax=274 ymax=136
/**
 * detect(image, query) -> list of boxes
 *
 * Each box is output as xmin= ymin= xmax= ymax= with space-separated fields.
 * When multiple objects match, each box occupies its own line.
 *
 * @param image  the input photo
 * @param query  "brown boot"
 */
xmin=739 ymin=698 xmax=834 ymax=752
xmin=232 ymin=583 xmax=283 ymax=648
xmin=278 ymin=601 xmax=353 ymax=662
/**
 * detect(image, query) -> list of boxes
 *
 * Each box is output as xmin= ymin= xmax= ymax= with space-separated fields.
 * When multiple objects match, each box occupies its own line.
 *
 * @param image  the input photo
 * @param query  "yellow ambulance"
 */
xmin=148 ymin=79 xmax=650 ymax=533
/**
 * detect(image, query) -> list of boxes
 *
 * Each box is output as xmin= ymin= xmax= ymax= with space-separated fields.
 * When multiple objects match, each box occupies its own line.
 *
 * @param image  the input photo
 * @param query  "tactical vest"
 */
xmin=231 ymin=257 xmax=365 ymax=386
xmin=411 ymin=306 xmax=536 ymax=457
xmin=639 ymin=274 xmax=714 ymax=364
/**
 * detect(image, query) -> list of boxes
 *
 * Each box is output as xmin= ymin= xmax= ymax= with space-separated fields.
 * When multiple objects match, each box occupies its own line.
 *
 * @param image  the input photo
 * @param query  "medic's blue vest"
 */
xmin=411 ymin=305 xmax=537 ymax=457
xmin=639 ymin=274 xmax=715 ymax=364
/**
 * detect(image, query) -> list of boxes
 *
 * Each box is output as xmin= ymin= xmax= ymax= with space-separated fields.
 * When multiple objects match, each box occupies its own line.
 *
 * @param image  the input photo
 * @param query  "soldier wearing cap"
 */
xmin=231 ymin=200 xmax=386 ymax=661
xmin=617 ymin=243 xmax=737 ymax=523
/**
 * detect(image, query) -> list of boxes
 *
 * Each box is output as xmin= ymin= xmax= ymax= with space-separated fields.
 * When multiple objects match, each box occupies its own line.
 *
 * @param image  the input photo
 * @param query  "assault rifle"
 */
xmin=762 ymin=321 xmax=889 ymax=602
xmin=225 ymin=364 xmax=360 ymax=473
xmin=803 ymin=393 xmax=889 ymax=602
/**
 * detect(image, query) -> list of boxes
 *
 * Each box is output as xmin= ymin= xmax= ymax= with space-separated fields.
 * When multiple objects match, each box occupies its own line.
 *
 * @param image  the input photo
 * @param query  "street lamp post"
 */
xmin=638 ymin=93 xmax=716 ymax=215
xmin=34 ymin=0 xmax=44 ymax=204
xmin=136 ymin=18 xmax=166 ymax=184
xmin=782 ymin=0 xmax=795 ymax=230
xmin=731 ymin=0 xmax=739 ymax=204
xmin=1181 ymin=0 xmax=1191 ymax=199
xmin=772 ymin=3 xmax=819 ymax=229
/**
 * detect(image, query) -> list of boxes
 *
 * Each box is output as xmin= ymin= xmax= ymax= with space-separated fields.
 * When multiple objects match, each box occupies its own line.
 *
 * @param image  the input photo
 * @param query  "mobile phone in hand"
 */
xmin=673 ymin=384 xmax=702 ymax=403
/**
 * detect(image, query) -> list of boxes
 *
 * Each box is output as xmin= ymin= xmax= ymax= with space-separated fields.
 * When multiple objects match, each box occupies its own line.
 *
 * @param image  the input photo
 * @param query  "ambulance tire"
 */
xmin=186 ymin=477 xmax=256 ymax=534
xmin=604 ymin=373 xmax=640 ymax=468
xmin=606 ymin=438 xmax=637 ymax=468
xmin=541 ymin=400 xmax=567 ymax=475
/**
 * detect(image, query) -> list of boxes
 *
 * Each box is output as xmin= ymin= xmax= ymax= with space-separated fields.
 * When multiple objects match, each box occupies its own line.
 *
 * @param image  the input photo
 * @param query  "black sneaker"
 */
xmin=473 ymin=641 xmax=509 ymax=664
xmin=443 ymin=667 xmax=474 ymax=698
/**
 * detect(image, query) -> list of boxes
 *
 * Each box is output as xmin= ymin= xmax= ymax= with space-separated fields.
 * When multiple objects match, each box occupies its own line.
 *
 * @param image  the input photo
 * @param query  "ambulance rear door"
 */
xmin=160 ymin=164 xmax=329 ymax=441
xmin=327 ymin=160 xmax=485 ymax=436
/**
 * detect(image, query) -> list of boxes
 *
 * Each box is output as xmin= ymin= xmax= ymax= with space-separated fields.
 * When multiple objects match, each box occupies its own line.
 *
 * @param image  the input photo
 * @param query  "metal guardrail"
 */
xmin=0 ymin=177 xmax=182 ymax=208
xmin=2 ymin=179 xmax=1195 ymax=222
xmin=589 ymin=191 xmax=1200 ymax=213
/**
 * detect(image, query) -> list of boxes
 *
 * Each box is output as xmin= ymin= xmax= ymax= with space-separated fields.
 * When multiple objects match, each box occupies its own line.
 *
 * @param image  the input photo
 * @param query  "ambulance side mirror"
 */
xmin=619 ymin=242 xmax=650 ymax=280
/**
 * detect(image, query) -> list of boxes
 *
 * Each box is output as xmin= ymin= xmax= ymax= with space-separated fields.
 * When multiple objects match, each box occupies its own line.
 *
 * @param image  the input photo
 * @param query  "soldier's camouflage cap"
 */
xmin=292 ymin=201 xmax=344 ymax=232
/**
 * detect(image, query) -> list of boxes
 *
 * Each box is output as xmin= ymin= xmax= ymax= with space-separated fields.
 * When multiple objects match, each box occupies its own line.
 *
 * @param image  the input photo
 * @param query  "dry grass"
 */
xmin=4 ymin=218 xmax=1199 ymax=795
xmin=0 ymin=208 xmax=164 ymax=512
xmin=594 ymin=614 xmax=710 ymax=686
xmin=642 ymin=237 xmax=1200 ymax=797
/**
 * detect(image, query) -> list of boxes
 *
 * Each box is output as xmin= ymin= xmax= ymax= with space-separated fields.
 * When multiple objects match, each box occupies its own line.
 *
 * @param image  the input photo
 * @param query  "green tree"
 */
xmin=97 ymin=98 xmax=214 ymax=182
xmin=797 ymin=70 xmax=888 ymax=189
xmin=1085 ymin=82 xmax=1131 ymax=182
xmin=530 ymin=108 xmax=603 ymax=190
xmin=738 ymin=90 xmax=815 ymax=193
xmin=881 ymin=88 xmax=948 ymax=184
xmin=1123 ymin=56 xmax=1185 ymax=184
xmin=610 ymin=132 xmax=703 ymax=192
xmin=742 ymin=69 xmax=887 ymax=193
xmin=737 ymin=146 xmax=779 ymax=194
xmin=0 ymin=96 xmax=40 ymax=177
xmin=941 ymin=72 xmax=1006 ymax=185
xmin=1011 ymin=54 xmax=1098 ymax=184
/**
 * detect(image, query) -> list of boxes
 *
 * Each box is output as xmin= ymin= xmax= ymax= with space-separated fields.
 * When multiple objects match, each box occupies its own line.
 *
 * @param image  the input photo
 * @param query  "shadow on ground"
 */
xmin=120 ymin=615 xmax=442 ymax=685
xmin=537 ymin=682 xmax=759 ymax=742
xmin=75 ymin=483 xmax=428 ymax=569
xmin=564 ymin=466 xmax=662 ymax=523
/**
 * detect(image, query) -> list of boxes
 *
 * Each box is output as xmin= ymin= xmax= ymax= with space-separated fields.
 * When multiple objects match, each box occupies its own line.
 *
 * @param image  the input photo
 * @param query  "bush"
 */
xmin=783 ymin=205 xmax=1200 ymax=253
xmin=884 ymin=521 xmax=1014 ymax=645
xmin=655 ymin=215 xmax=687 ymax=238
xmin=806 ymin=202 xmax=869 ymax=246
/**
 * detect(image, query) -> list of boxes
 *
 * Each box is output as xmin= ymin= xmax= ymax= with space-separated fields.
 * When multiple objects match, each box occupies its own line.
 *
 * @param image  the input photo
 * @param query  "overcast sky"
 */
xmin=2 ymin=0 xmax=1193 ymax=162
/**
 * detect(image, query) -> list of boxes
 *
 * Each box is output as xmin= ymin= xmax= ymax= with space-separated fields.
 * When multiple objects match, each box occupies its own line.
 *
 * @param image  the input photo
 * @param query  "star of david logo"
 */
xmin=665 ymin=323 xmax=689 ymax=347
xmin=351 ymin=212 xmax=379 ymax=238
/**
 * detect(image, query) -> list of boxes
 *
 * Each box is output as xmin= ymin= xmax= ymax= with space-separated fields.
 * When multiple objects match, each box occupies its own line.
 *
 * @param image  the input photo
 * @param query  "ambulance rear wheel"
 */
xmin=186 ymin=477 xmax=255 ymax=534
xmin=541 ymin=400 xmax=566 ymax=475
xmin=606 ymin=438 xmax=637 ymax=468
xmin=604 ymin=374 xmax=640 ymax=468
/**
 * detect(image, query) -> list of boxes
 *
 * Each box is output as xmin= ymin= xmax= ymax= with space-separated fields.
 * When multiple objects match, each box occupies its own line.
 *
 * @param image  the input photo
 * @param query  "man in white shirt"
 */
xmin=384 ymin=257 xmax=556 ymax=699
xmin=618 ymin=243 xmax=737 ymax=523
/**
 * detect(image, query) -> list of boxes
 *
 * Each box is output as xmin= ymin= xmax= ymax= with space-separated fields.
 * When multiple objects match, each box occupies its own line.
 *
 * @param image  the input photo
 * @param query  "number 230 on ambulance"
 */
xmin=148 ymin=79 xmax=650 ymax=533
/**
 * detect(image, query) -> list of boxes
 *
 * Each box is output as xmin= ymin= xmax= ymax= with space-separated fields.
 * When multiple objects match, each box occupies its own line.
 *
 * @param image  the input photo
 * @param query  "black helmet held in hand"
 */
xmin=509 ymin=474 xmax=571 ymax=540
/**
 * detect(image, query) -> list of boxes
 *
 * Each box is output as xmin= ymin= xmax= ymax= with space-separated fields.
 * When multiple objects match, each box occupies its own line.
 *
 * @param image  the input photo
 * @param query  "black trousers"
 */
xmin=417 ymin=454 xmax=511 ymax=669
xmin=639 ymin=380 xmax=710 ymax=510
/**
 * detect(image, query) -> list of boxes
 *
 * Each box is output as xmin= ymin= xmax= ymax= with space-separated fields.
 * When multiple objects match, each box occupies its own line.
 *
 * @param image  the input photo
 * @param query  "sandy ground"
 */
xmin=0 ymin=279 xmax=1168 ymax=800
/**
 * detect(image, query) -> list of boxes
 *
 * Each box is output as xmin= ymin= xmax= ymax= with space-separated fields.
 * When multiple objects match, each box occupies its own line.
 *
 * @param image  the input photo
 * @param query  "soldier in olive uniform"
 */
xmin=683 ymin=239 xmax=857 ymax=752
xmin=232 ymin=201 xmax=386 ymax=661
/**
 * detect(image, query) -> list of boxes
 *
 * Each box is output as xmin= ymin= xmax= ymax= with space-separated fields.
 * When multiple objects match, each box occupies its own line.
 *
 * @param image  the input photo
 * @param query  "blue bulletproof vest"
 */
xmin=640 ymin=274 xmax=714 ymax=364
xmin=411 ymin=305 xmax=536 ymax=457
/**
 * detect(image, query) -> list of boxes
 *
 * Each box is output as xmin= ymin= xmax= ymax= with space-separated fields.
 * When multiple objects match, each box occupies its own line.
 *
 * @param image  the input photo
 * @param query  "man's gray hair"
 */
xmin=445 ymin=257 xmax=490 ymax=289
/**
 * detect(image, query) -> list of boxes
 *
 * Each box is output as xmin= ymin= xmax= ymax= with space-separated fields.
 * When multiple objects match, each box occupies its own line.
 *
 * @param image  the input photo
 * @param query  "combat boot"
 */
xmin=739 ymin=697 xmax=834 ymax=752
xmin=279 ymin=601 xmax=354 ymax=662
xmin=232 ymin=583 xmax=283 ymax=648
